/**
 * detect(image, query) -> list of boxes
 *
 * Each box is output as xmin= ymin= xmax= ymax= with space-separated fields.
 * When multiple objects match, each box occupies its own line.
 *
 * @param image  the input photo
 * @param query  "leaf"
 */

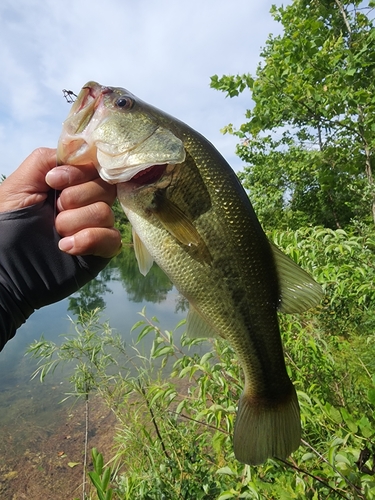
xmin=217 ymin=492 xmax=235 ymax=500
xmin=301 ymin=452 xmax=315 ymax=462
xmin=88 ymin=472 xmax=105 ymax=500
xmin=136 ymin=325 xmax=155 ymax=343
xmin=67 ymin=462 xmax=80 ymax=468
xmin=101 ymin=467 xmax=111 ymax=492
xmin=151 ymin=345 xmax=175 ymax=359
xmin=368 ymin=388 xmax=375 ymax=407
xmin=94 ymin=451 xmax=104 ymax=475
xmin=216 ymin=466 xmax=236 ymax=475
xmin=328 ymin=405 xmax=342 ymax=424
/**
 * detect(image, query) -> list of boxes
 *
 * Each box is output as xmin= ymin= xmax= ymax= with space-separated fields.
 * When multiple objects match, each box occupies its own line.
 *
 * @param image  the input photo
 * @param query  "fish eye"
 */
xmin=116 ymin=96 xmax=133 ymax=109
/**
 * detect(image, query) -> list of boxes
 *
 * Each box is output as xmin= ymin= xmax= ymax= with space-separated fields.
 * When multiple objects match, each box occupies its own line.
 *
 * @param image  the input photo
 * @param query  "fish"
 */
xmin=57 ymin=81 xmax=323 ymax=465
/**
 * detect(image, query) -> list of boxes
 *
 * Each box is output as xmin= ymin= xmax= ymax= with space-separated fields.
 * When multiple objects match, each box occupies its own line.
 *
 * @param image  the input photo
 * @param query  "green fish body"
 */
xmin=58 ymin=82 xmax=323 ymax=465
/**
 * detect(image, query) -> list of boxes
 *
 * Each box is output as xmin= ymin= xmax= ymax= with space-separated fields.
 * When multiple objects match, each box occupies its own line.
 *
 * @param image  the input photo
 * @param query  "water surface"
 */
xmin=0 ymin=247 xmax=187 ymax=455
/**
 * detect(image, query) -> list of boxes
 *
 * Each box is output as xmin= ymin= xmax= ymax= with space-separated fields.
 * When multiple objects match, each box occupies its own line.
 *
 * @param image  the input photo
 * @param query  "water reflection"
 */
xmin=67 ymin=245 xmax=177 ymax=316
xmin=0 ymin=245 xmax=187 ymax=454
xmin=112 ymin=244 xmax=174 ymax=304
xmin=68 ymin=275 xmax=112 ymax=315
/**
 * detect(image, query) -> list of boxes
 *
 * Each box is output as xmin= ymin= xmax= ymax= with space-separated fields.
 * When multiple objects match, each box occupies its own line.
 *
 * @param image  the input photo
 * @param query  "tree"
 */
xmin=211 ymin=0 xmax=375 ymax=230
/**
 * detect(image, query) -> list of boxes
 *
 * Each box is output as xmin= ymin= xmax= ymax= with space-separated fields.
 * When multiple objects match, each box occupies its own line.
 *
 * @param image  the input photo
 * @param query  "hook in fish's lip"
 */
xmin=66 ymin=82 xmax=113 ymax=135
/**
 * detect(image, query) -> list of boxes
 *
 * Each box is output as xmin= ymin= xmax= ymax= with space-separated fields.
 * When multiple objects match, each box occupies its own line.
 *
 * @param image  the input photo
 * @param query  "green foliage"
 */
xmin=110 ymin=308 xmax=375 ymax=500
xmin=211 ymin=0 xmax=375 ymax=230
xmin=26 ymin=309 xmax=127 ymax=396
xmin=27 ymin=290 xmax=375 ymax=499
xmin=112 ymin=198 xmax=132 ymax=243
xmin=89 ymin=448 xmax=114 ymax=500
xmin=271 ymin=225 xmax=375 ymax=337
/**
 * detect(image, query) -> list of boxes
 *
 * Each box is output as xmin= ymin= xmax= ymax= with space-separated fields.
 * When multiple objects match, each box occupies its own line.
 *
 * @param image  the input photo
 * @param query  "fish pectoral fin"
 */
xmin=271 ymin=243 xmax=324 ymax=313
xmin=186 ymin=307 xmax=224 ymax=339
xmin=132 ymin=228 xmax=154 ymax=276
xmin=151 ymin=194 xmax=201 ymax=247
xmin=151 ymin=194 xmax=212 ymax=264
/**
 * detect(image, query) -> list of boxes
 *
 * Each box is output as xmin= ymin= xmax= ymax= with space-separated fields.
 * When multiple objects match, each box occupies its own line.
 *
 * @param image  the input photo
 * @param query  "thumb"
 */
xmin=0 ymin=148 xmax=57 ymax=212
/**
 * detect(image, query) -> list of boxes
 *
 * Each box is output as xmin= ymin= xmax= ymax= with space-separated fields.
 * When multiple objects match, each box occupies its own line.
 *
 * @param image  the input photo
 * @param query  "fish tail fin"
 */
xmin=233 ymin=385 xmax=301 ymax=465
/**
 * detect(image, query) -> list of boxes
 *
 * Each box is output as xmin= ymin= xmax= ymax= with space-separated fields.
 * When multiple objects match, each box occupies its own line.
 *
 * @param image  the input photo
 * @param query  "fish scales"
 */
xmin=57 ymin=81 xmax=323 ymax=465
xmin=157 ymin=129 xmax=291 ymax=388
xmin=118 ymin=127 xmax=298 ymax=464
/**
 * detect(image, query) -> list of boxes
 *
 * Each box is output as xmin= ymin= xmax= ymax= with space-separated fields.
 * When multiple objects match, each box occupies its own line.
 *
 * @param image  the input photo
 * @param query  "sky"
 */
xmin=0 ymin=0 xmax=289 ymax=177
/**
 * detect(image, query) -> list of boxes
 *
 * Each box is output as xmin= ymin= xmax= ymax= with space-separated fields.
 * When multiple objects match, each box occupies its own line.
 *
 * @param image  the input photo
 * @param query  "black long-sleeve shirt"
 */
xmin=0 ymin=192 xmax=110 ymax=351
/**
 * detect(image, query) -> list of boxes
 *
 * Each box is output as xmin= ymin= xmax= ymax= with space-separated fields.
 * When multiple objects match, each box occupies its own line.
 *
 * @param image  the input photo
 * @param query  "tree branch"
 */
xmin=334 ymin=0 xmax=352 ymax=34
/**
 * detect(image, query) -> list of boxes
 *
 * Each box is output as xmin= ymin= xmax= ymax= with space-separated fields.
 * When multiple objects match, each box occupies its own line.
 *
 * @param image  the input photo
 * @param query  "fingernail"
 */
xmin=46 ymin=168 xmax=70 ymax=188
xmin=59 ymin=236 xmax=74 ymax=252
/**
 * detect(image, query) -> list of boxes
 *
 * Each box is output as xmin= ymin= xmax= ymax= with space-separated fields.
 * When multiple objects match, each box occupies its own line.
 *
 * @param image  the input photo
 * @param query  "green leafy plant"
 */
xmin=88 ymin=448 xmax=114 ymax=500
xmin=27 ymin=297 xmax=375 ymax=499
xmin=211 ymin=0 xmax=375 ymax=230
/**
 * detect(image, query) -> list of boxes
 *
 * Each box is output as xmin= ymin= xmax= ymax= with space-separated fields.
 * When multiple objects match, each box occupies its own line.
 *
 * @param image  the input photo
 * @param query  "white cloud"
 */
xmin=0 ymin=0 xmax=288 ymax=176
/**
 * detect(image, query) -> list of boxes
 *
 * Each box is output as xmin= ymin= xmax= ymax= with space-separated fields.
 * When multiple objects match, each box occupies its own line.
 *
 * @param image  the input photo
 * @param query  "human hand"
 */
xmin=0 ymin=148 xmax=121 ymax=258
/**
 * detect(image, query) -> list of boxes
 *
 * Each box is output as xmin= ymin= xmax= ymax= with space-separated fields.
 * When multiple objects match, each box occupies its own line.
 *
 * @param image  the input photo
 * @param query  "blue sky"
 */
xmin=0 ymin=0 xmax=288 ymax=177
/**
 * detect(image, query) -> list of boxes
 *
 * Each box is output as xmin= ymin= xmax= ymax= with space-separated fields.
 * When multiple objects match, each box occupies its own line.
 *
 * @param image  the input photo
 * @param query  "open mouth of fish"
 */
xmin=68 ymin=82 xmax=109 ymax=134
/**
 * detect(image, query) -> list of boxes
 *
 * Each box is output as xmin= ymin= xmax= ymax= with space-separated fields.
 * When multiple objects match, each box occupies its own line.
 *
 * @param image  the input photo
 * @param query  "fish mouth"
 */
xmin=57 ymin=82 xmax=112 ymax=165
xmin=70 ymin=82 xmax=110 ymax=134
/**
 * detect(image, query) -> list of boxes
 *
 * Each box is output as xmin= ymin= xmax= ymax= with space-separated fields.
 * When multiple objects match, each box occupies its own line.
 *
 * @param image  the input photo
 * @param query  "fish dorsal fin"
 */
xmin=271 ymin=243 xmax=323 ymax=313
xmin=151 ymin=194 xmax=201 ymax=247
xmin=186 ymin=306 xmax=225 ymax=339
xmin=132 ymin=227 xmax=154 ymax=276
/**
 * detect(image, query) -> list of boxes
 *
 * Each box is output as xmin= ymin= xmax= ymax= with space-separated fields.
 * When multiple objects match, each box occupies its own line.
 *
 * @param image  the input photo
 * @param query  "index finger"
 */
xmin=45 ymin=164 xmax=100 ymax=190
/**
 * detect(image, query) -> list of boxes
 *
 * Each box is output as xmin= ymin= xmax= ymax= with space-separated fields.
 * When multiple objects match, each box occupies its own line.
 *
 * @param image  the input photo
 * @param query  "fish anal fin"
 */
xmin=132 ymin=227 xmax=154 ymax=276
xmin=271 ymin=243 xmax=324 ymax=314
xmin=186 ymin=307 xmax=224 ymax=339
xmin=233 ymin=384 xmax=301 ymax=466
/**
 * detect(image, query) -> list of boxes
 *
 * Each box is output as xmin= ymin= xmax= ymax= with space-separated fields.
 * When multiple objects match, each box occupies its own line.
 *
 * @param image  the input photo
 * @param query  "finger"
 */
xmin=56 ymin=178 xmax=117 ymax=211
xmin=45 ymin=164 xmax=100 ymax=190
xmin=58 ymin=227 xmax=122 ymax=258
xmin=55 ymin=202 xmax=115 ymax=237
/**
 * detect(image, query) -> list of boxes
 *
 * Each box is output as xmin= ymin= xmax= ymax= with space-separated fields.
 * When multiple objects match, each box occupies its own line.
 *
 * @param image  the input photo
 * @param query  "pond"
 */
xmin=0 ymin=246 xmax=187 ymax=458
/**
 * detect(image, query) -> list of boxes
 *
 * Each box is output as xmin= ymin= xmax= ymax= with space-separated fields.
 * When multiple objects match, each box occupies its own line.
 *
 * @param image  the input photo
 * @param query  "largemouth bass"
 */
xmin=57 ymin=82 xmax=323 ymax=465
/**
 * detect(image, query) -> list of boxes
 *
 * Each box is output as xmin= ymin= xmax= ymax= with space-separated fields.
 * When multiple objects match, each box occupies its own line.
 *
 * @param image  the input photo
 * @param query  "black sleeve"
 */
xmin=0 ymin=191 xmax=111 ymax=351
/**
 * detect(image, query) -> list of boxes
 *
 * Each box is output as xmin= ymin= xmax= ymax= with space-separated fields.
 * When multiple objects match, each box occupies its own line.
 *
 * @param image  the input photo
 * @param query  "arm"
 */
xmin=0 ymin=148 xmax=122 ymax=350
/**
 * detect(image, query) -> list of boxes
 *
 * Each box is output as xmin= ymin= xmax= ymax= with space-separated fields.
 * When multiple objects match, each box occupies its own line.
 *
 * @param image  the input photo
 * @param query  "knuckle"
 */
xmin=33 ymin=147 xmax=52 ymax=158
xmin=75 ymin=227 xmax=122 ymax=257
xmin=58 ymin=188 xmax=74 ymax=210
xmin=90 ymin=202 xmax=115 ymax=226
